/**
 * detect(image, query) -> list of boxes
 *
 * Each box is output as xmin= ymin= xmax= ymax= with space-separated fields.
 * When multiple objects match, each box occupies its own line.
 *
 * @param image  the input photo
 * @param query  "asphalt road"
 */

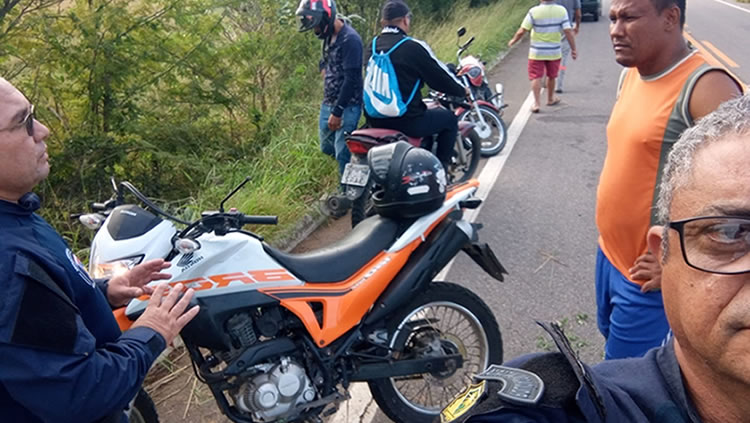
xmin=683 ymin=0 xmax=750 ymax=88
xmin=328 ymin=2 xmax=750 ymax=421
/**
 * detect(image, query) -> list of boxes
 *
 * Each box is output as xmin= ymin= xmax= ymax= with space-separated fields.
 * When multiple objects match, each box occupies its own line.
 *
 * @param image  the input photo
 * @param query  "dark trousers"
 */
xmin=371 ymin=108 xmax=457 ymax=164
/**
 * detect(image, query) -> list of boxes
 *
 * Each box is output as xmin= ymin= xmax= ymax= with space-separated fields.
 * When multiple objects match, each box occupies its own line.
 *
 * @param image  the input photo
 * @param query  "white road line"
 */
xmin=329 ymin=92 xmax=536 ymax=423
xmin=435 ymin=92 xmax=535 ymax=280
xmin=710 ymin=0 xmax=750 ymax=14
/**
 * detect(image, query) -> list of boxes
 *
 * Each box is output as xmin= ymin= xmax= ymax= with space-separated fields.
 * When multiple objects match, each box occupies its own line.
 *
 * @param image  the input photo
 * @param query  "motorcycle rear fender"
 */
xmin=462 ymin=242 xmax=508 ymax=282
xmin=458 ymin=121 xmax=476 ymax=137
xmin=363 ymin=218 xmax=472 ymax=326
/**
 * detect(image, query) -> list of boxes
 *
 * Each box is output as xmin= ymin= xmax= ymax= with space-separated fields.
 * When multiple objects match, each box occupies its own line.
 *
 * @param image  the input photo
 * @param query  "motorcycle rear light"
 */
xmin=79 ymin=213 xmax=105 ymax=230
xmin=346 ymin=140 xmax=370 ymax=155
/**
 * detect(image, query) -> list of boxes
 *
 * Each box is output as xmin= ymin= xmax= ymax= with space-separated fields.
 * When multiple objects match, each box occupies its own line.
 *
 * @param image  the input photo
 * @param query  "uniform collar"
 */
xmin=0 ymin=193 xmax=40 ymax=215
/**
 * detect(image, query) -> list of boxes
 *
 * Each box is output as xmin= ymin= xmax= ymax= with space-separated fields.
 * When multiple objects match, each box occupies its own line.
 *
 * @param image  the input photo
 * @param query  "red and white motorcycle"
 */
xmin=453 ymin=27 xmax=508 ymax=157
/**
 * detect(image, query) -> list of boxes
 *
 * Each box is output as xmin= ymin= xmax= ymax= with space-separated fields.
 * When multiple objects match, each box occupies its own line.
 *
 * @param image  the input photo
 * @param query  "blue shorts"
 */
xmin=595 ymin=247 xmax=670 ymax=360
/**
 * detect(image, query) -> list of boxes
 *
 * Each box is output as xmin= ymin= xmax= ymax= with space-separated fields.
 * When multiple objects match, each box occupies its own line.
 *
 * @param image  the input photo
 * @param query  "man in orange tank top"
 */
xmin=595 ymin=0 xmax=742 ymax=359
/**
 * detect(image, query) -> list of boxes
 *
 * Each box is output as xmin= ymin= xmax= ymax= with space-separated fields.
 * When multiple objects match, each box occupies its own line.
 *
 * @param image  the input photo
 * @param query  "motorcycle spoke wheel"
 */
xmin=450 ymin=131 xmax=480 ymax=183
xmin=460 ymin=105 xmax=508 ymax=157
xmin=368 ymin=282 xmax=502 ymax=423
xmin=390 ymin=304 xmax=488 ymax=411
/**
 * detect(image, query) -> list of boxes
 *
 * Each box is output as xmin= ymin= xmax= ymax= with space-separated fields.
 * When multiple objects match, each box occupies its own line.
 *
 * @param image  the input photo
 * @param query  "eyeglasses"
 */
xmin=0 ymin=104 xmax=35 ymax=137
xmin=668 ymin=216 xmax=750 ymax=274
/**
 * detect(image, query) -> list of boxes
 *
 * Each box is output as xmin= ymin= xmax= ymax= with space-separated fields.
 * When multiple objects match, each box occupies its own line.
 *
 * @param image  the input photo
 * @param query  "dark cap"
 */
xmin=382 ymin=1 xmax=411 ymax=21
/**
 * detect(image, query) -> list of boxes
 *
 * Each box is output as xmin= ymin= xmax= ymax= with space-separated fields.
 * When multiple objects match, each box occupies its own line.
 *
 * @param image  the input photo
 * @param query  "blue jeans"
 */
xmin=319 ymin=103 xmax=361 ymax=176
xmin=595 ymin=247 xmax=670 ymax=359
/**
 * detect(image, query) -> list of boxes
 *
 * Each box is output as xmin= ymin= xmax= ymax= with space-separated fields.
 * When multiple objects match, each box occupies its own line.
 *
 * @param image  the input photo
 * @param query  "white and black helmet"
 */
xmin=368 ymin=141 xmax=447 ymax=220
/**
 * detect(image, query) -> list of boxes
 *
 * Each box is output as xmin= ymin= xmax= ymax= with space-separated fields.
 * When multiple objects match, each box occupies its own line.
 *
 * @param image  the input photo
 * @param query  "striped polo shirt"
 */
xmin=521 ymin=2 xmax=571 ymax=60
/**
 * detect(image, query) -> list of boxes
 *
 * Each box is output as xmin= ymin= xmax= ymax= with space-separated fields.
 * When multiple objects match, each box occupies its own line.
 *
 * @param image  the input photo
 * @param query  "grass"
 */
xmin=416 ymin=0 xmax=537 ymax=68
xmin=179 ymin=0 xmax=539 ymax=248
xmin=66 ymin=0 xmax=539 ymax=253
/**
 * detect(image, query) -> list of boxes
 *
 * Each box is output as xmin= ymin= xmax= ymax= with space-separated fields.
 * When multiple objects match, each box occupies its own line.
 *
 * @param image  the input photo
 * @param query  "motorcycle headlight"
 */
xmin=90 ymin=255 xmax=144 ymax=279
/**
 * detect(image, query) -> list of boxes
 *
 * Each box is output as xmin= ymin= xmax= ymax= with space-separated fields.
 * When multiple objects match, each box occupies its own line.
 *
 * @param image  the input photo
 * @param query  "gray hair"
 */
xmin=656 ymin=93 xmax=750 ymax=225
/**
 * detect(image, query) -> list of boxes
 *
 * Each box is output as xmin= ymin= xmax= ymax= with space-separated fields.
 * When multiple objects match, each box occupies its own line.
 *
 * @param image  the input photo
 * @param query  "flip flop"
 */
xmin=531 ymin=106 xmax=540 ymax=113
xmin=547 ymin=97 xmax=561 ymax=106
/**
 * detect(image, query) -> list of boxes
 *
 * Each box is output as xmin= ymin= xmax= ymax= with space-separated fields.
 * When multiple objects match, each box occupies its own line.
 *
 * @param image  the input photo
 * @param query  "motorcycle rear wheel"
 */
xmin=450 ymin=130 xmax=481 ymax=183
xmin=459 ymin=105 xmax=508 ymax=157
xmin=368 ymin=282 xmax=503 ymax=423
xmin=351 ymin=179 xmax=375 ymax=228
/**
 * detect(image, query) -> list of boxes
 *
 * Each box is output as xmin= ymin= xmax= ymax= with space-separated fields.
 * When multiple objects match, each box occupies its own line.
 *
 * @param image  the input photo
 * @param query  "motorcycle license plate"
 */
xmin=341 ymin=163 xmax=370 ymax=187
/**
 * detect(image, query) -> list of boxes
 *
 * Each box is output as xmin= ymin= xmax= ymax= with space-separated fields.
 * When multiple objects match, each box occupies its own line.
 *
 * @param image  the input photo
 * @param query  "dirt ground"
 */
xmin=143 ymin=212 xmax=353 ymax=423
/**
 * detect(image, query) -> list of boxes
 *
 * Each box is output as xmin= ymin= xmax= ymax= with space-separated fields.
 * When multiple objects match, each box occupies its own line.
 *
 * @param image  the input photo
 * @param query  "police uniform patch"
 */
xmin=440 ymin=380 xmax=486 ymax=422
xmin=66 ymin=248 xmax=96 ymax=288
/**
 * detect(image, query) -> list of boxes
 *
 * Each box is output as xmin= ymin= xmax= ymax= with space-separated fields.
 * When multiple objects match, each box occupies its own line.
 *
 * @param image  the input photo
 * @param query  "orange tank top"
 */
xmin=596 ymin=51 xmax=714 ymax=283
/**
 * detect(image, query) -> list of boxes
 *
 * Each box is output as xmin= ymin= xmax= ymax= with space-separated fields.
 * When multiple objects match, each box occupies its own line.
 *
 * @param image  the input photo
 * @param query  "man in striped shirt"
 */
xmin=508 ymin=0 xmax=578 ymax=113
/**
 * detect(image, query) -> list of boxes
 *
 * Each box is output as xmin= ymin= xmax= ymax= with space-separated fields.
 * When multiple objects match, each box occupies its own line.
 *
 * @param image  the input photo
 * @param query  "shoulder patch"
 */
xmin=11 ymin=254 xmax=79 ymax=354
xmin=476 ymin=364 xmax=545 ymax=406
xmin=441 ymin=380 xmax=487 ymax=422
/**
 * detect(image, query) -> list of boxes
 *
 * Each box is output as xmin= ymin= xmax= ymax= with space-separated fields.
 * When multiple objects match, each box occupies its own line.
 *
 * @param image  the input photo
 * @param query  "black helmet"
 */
xmin=368 ymin=141 xmax=447 ymax=219
xmin=295 ymin=0 xmax=337 ymax=40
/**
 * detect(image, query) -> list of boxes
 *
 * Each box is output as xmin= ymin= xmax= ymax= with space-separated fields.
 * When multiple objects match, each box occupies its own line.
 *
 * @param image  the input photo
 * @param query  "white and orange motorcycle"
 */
xmin=79 ymin=142 xmax=507 ymax=423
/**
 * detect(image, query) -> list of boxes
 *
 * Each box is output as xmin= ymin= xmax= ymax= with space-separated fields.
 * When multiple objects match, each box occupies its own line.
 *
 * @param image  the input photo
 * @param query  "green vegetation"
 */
xmin=1 ymin=0 xmax=533 ymax=253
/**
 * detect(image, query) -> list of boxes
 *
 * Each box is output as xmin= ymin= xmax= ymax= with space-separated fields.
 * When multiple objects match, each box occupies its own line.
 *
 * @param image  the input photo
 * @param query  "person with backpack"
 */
xmin=364 ymin=0 xmax=467 ymax=169
xmin=296 ymin=0 xmax=363 ymax=178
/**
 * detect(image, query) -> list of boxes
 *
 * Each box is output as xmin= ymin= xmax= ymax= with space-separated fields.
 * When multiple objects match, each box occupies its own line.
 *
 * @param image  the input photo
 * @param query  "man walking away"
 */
xmin=508 ymin=0 xmax=577 ymax=113
xmin=556 ymin=0 xmax=581 ymax=93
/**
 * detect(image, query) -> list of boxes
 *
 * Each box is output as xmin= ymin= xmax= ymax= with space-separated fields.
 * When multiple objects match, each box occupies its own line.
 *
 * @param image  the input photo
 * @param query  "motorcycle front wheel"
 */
xmin=128 ymin=388 xmax=159 ymax=423
xmin=368 ymin=282 xmax=503 ymax=423
xmin=450 ymin=130 xmax=481 ymax=183
xmin=459 ymin=105 xmax=508 ymax=157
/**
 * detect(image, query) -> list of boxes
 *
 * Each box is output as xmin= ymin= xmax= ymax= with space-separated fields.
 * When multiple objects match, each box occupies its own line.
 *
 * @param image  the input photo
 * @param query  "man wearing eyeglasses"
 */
xmin=0 ymin=77 xmax=199 ymax=422
xmin=441 ymin=93 xmax=750 ymax=423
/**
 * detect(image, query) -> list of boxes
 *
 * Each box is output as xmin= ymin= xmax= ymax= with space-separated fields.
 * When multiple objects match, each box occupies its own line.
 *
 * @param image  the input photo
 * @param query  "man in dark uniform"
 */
xmin=366 ymin=0 xmax=467 ymax=169
xmin=439 ymin=94 xmax=750 ymax=423
xmin=0 ymin=77 xmax=200 ymax=422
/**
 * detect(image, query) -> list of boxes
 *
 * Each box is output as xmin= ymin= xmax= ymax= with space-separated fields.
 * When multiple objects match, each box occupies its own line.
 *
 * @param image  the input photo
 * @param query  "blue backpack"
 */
xmin=363 ymin=36 xmax=421 ymax=118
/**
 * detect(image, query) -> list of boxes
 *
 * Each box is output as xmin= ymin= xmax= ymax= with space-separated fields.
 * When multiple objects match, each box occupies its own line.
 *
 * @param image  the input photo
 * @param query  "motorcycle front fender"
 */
xmin=457 ymin=121 xmax=476 ymax=137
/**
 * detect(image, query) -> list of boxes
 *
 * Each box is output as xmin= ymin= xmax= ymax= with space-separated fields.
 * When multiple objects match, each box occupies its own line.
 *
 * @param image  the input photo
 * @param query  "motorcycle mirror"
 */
xmin=79 ymin=213 xmax=105 ymax=230
xmin=175 ymin=238 xmax=201 ymax=254
xmin=457 ymin=27 xmax=466 ymax=37
xmin=219 ymin=176 xmax=251 ymax=213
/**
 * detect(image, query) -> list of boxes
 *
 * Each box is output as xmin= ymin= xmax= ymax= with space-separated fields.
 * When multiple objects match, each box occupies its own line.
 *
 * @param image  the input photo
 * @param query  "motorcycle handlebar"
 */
xmin=241 ymin=215 xmax=278 ymax=225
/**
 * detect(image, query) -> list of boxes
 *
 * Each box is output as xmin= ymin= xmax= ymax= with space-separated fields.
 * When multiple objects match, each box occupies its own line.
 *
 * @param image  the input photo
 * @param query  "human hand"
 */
xmin=574 ymin=26 xmax=579 ymax=36
xmin=571 ymin=49 xmax=578 ymax=60
xmin=629 ymin=251 xmax=662 ymax=292
xmin=328 ymin=114 xmax=342 ymax=131
xmin=131 ymin=283 xmax=200 ymax=345
xmin=107 ymin=259 xmax=171 ymax=307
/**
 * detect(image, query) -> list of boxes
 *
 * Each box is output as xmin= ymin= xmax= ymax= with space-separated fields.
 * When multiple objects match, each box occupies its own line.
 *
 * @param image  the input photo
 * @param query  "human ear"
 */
xmin=662 ymin=5 xmax=681 ymax=31
xmin=647 ymin=225 xmax=666 ymax=262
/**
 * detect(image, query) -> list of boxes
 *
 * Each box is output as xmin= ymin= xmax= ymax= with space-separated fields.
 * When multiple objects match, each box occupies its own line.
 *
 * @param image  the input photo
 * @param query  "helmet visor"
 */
xmin=296 ymin=13 xmax=317 ymax=32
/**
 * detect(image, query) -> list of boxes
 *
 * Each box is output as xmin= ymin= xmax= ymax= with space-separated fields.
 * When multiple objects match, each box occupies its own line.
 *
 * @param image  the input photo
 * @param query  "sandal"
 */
xmin=547 ymin=97 xmax=561 ymax=106
xmin=531 ymin=105 xmax=540 ymax=113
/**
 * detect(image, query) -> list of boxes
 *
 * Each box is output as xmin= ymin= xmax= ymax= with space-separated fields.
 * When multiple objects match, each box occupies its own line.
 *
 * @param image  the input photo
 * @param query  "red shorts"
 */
xmin=528 ymin=59 xmax=561 ymax=80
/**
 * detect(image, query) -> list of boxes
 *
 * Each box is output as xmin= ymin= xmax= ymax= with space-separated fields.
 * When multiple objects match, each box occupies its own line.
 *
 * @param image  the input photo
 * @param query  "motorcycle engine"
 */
xmin=235 ymin=357 xmax=317 ymax=422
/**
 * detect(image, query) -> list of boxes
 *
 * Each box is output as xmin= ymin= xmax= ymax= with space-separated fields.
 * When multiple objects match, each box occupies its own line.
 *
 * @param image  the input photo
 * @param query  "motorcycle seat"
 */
xmin=263 ymin=215 xmax=401 ymax=283
xmin=349 ymin=128 xmax=422 ymax=147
